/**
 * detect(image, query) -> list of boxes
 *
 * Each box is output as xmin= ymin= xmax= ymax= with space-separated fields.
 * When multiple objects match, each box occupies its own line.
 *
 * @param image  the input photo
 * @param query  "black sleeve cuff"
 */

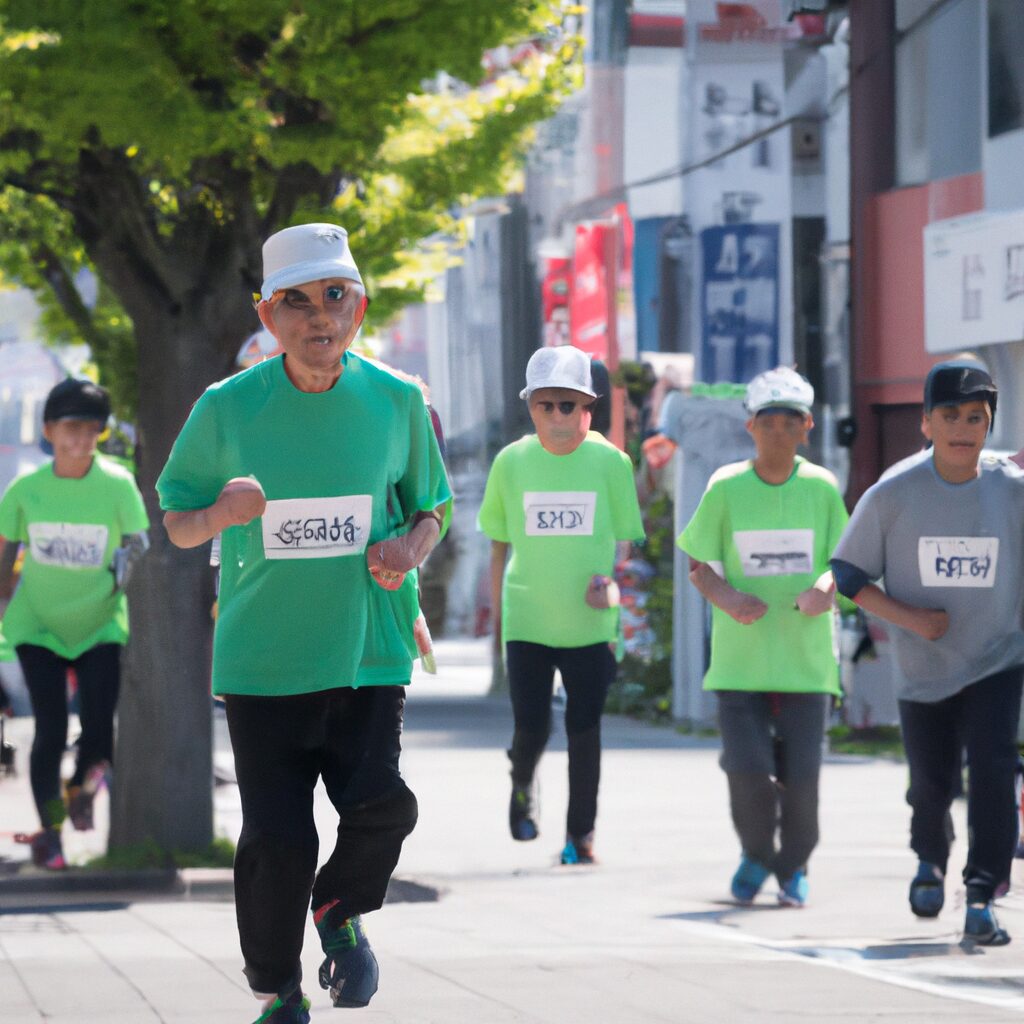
xmin=830 ymin=558 xmax=872 ymax=600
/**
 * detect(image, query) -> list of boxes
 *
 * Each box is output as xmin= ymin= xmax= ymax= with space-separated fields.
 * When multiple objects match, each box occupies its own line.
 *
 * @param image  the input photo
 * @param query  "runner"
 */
xmin=831 ymin=360 xmax=1024 ymax=945
xmin=479 ymin=345 xmax=644 ymax=865
xmin=0 ymin=378 xmax=149 ymax=869
xmin=157 ymin=223 xmax=450 ymax=1023
xmin=677 ymin=366 xmax=847 ymax=908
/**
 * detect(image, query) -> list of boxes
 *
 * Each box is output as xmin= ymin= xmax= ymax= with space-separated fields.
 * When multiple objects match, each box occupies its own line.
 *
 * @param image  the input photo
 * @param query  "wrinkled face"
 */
xmin=257 ymin=277 xmax=367 ymax=382
xmin=43 ymin=418 xmax=103 ymax=462
xmin=746 ymin=408 xmax=812 ymax=460
xmin=529 ymin=387 xmax=593 ymax=454
xmin=922 ymin=400 xmax=991 ymax=472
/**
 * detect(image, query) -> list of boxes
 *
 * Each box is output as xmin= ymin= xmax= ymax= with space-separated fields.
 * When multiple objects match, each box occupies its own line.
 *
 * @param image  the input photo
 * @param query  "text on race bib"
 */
xmin=918 ymin=536 xmax=998 ymax=588
xmin=733 ymin=529 xmax=814 ymax=577
xmin=27 ymin=522 xmax=109 ymax=569
xmin=261 ymin=495 xmax=372 ymax=560
xmin=523 ymin=491 xmax=597 ymax=536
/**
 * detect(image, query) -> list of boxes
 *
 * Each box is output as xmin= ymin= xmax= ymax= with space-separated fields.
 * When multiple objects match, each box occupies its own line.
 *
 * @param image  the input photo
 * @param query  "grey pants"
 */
xmin=716 ymin=690 xmax=829 ymax=882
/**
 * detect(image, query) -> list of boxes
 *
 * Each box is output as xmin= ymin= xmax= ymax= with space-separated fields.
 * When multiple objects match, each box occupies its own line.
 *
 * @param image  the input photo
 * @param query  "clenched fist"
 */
xmin=214 ymin=477 xmax=267 ymax=530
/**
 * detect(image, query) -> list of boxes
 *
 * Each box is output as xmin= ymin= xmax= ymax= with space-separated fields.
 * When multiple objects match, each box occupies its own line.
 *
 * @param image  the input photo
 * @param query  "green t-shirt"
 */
xmin=156 ymin=353 xmax=451 ymax=697
xmin=0 ymin=456 xmax=149 ymax=660
xmin=478 ymin=432 xmax=645 ymax=648
xmin=677 ymin=456 xmax=848 ymax=694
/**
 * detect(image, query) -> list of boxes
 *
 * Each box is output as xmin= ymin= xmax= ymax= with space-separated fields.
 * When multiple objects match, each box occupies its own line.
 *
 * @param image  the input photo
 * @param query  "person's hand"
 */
xmin=213 ymin=477 xmax=266 ymax=529
xmin=585 ymin=574 xmax=620 ymax=610
xmin=795 ymin=587 xmax=834 ymax=617
xmin=907 ymin=608 xmax=949 ymax=641
xmin=726 ymin=592 xmax=769 ymax=625
xmin=366 ymin=540 xmax=407 ymax=591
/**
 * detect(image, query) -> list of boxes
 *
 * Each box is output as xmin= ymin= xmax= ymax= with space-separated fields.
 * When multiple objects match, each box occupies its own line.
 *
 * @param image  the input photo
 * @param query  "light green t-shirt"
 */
xmin=677 ymin=456 xmax=848 ymax=694
xmin=156 ymin=353 xmax=451 ymax=697
xmin=0 ymin=456 xmax=149 ymax=660
xmin=478 ymin=432 xmax=645 ymax=648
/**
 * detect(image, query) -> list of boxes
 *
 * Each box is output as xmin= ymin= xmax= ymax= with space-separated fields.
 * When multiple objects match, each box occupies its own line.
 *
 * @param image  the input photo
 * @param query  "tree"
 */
xmin=0 ymin=1 xmax=581 ymax=856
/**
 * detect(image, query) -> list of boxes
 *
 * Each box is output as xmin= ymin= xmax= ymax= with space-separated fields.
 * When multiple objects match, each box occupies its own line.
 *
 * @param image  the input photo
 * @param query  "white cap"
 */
xmin=260 ymin=223 xmax=362 ymax=301
xmin=745 ymin=366 xmax=814 ymax=416
xmin=519 ymin=346 xmax=597 ymax=401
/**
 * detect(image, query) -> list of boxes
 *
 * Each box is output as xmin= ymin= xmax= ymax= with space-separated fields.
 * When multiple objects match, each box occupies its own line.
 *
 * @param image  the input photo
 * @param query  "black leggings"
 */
xmin=898 ymin=666 xmax=1024 ymax=901
xmin=16 ymin=642 xmax=121 ymax=829
xmin=506 ymin=640 xmax=616 ymax=838
xmin=225 ymin=684 xmax=417 ymax=996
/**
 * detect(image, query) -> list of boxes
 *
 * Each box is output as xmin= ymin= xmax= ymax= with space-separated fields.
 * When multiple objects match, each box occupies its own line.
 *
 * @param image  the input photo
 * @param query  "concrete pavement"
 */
xmin=1 ymin=638 xmax=1024 ymax=1022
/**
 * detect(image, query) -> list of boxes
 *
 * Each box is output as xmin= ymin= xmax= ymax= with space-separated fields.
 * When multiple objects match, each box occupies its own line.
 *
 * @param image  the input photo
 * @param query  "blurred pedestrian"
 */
xmin=0 ymin=378 xmax=149 ymax=869
xmin=158 ymin=223 xmax=450 ymax=1023
xmin=479 ymin=346 xmax=644 ymax=865
xmin=677 ymin=367 xmax=847 ymax=908
xmin=832 ymin=361 xmax=1024 ymax=945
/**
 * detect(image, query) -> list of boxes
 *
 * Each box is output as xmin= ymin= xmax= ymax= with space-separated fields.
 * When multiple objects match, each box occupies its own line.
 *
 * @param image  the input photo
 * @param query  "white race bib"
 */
xmin=733 ymin=529 xmax=814 ymax=577
xmin=523 ymin=491 xmax=597 ymax=536
xmin=262 ymin=496 xmax=372 ymax=559
xmin=28 ymin=522 xmax=109 ymax=569
xmin=918 ymin=536 xmax=998 ymax=588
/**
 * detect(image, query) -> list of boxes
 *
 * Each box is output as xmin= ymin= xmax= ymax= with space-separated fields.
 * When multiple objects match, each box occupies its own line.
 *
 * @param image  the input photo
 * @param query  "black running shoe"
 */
xmin=316 ymin=912 xmax=379 ymax=1008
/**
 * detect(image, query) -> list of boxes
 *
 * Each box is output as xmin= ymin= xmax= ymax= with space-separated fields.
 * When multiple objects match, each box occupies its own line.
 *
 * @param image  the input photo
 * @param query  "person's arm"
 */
xmin=490 ymin=540 xmax=509 ymax=653
xmin=794 ymin=569 xmax=836 ymax=616
xmin=366 ymin=508 xmax=444 ymax=575
xmin=688 ymin=558 xmax=768 ymax=624
xmin=850 ymin=582 xmax=948 ymax=641
xmin=0 ymin=538 xmax=18 ymax=604
xmin=164 ymin=477 xmax=267 ymax=549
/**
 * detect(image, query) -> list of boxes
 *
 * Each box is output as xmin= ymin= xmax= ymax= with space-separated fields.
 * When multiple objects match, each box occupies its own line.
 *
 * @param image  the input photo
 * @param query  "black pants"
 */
xmin=506 ymin=640 xmax=616 ymax=838
xmin=224 ymin=685 xmax=417 ymax=996
xmin=16 ymin=642 xmax=121 ymax=829
xmin=716 ymin=690 xmax=829 ymax=882
xmin=898 ymin=666 xmax=1023 ymax=902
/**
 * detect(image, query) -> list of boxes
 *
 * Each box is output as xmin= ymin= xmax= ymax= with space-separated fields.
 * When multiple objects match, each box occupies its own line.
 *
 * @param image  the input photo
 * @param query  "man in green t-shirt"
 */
xmin=0 ymin=378 xmax=149 ymax=870
xmin=677 ymin=367 xmax=848 ymax=908
xmin=479 ymin=346 xmax=645 ymax=866
xmin=157 ymin=224 xmax=450 ymax=1024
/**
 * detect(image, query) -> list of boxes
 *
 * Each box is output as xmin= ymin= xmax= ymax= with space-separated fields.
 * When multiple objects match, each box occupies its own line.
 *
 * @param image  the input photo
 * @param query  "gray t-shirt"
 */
xmin=833 ymin=454 xmax=1024 ymax=702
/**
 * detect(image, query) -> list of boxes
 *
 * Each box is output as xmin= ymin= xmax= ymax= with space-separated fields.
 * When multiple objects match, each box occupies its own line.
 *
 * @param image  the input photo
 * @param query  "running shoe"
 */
xmin=315 ymin=909 xmax=379 ymax=1008
xmin=559 ymin=832 xmax=596 ymax=865
xmin=509 ymin=783 xmax=538 ymax=841
xmin=908 ymin=861 xmax=945 ymax=918
xmin=777 ymin=869 xmax=809 ymax=908
xmin=963 ymin=902 xmax=1011 ymax=946
xmin=66 ymin=760 xmax=110 ymax=832
xmin=730 ymin=855 xmax=770 ymax=904
xmin=15 ymin=828 xmax=66 ymax=870
xmin=252 ymin=988 xmax=311 ymax=1024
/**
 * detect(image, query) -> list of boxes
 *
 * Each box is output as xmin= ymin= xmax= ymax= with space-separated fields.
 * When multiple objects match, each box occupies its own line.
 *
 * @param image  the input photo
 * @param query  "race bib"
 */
xmin=733 ymin=529 xmax=814 ymax=577
xmin=523 ymin=491 xmax=597 ymax=536
xmin=28 ymin=522 xmax=109 ymax=569
xmin=262 ymin=495 xmax=372 ymax=559
xmin=918 ymin=536 xmax=998 ymax=588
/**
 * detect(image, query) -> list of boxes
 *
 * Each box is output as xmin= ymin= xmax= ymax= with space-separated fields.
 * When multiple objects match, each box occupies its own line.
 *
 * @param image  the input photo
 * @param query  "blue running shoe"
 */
xmin=730 ymin=856 xmax=770 ymax=904
xmin=560 ymin=832 xmax=596 ymax=865
xmin=964 ymin=902 xmax=1011 ymax=946
xmin=909 ymin=861 xmax=945 ymax=918
xmin=315 ymin=910 xmax=380 ymax=1008
xmin=509 ymin=784 xmax=538 ymax=842
xmin=252 ymin=988 xmax=310 ymax=1024
xmin=777 ymin=870 xmax=809 ymax=908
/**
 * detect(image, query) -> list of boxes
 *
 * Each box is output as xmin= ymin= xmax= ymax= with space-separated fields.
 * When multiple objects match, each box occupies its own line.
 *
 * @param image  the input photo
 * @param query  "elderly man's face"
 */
xmin=257 ymin=277 xmax=366 ymax=388
xmin=529 ymin=387 xmax=593 ymax=455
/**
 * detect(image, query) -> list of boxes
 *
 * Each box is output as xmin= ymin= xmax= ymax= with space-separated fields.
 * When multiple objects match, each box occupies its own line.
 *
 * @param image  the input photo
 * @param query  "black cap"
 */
xmin=923 ymin=361 xmax=997 ymax=417
xmin=43 ymin=378 xmax=111 ymax=424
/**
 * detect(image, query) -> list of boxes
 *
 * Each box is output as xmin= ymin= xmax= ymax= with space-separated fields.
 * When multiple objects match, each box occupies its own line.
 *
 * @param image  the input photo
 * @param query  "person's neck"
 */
xmin=283 ymin=355 xmax=343 ymax=394
xmin=932 ymin=453 xmax=980 ymax=484
xmin=752 ymin=455 xmax=796 ymax=485
xmin=538 ymin=436 xmax=583 ymax=456
xmin=53 ymin=455 xmax=94 ymax=479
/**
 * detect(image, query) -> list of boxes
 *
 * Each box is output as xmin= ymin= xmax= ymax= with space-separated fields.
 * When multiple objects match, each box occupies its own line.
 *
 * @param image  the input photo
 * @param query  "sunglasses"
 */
xmin=533 ymin=400 xmax=594 ymax=416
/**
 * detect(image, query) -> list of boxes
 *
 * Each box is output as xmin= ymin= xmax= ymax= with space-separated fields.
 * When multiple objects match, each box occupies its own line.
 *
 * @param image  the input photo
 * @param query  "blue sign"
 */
xmin=700 ymin=223 xmax=779 ymax=383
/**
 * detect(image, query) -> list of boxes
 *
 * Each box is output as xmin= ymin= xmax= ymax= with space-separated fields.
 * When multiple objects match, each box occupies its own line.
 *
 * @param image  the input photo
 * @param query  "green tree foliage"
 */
xmin=0 ymin=0 xmax=581 ymax=855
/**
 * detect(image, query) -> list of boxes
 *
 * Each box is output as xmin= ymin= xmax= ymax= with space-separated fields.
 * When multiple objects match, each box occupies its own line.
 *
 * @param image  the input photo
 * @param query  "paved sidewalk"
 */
xmin=1 ymin=638 xmax=1023 ymax=1022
